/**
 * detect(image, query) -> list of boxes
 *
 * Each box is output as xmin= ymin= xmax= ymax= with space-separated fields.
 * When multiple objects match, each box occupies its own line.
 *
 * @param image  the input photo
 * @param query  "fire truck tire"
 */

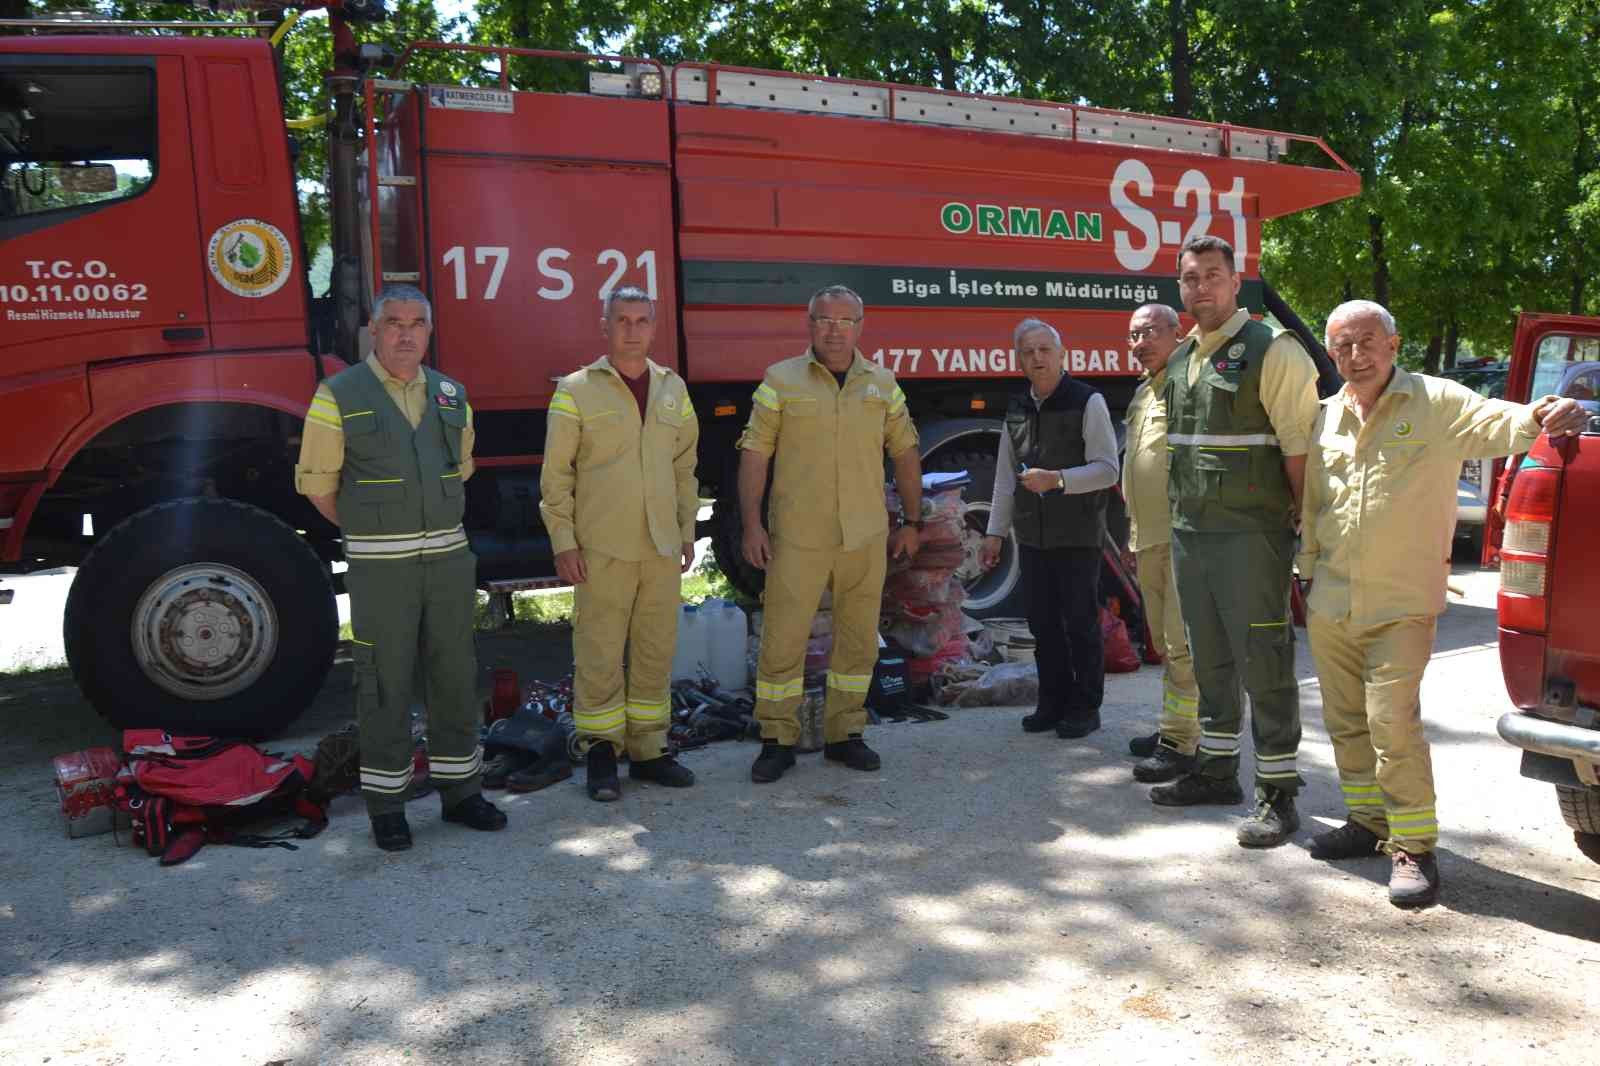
xmin=64 ymin=497 xmax=337 ymax=738
xmin=924 ymin=448 xmax=1025 ymax=619
xmin=1556 ymin=784 xmax=1600 ymax=836
xmin=711 ymin=494 xmax=765 ymax=600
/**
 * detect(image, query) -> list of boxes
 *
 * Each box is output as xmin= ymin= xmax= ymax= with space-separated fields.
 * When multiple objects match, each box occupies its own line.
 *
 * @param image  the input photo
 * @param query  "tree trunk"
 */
xmin=1168 ymin=0 xmax=1193 ymax=118
xmin=1444 ymin=317 xmax=1461 ymax=369
xmin=1572 ymin=269 xmax=1586 ymax=315
xmin=1368 ymin=213 xmax=1390 ymax=308
xmin=1423 ymin=333 xmax=1443 ymax=375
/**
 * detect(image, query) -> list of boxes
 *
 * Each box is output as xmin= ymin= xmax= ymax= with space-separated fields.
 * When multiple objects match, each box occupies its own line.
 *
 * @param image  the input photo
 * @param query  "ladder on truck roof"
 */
xmin=362 ymin=77 xmax=424 ymax=290
xmin=386 ymin=41 xmax=1352 ymax=171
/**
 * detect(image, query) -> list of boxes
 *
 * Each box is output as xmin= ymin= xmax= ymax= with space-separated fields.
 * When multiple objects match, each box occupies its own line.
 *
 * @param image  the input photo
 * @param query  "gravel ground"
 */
xmin=0 ymin=566 xmax=1596 ymax=1065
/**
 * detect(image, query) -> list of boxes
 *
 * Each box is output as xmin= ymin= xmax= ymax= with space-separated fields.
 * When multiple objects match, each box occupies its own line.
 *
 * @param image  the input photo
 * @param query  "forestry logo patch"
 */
xmin=207 ymin=218 xmax=293 ymax=298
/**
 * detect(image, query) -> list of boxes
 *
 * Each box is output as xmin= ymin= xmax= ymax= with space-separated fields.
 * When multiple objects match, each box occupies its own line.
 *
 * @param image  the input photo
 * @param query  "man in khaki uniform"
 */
xmin=1153 ymin=235 xmax=1321 ymax=851
xmin=738 ymin=285 xmax=923 ymax=783
xmin=1299 ymin=299 xmax=1586 ymax=906
xmin=541 ymin=286 xmax=700 ymax=802
xmin=296 ymin=284 xmax=506 ymax=852
xmin=1122 ymin=303 xmax=1201 ymax=782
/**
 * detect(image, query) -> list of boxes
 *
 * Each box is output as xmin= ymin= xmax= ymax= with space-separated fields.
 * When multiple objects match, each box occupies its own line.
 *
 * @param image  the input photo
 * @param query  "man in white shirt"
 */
xmin=981 ymin=318 xmax=1120 ymax=737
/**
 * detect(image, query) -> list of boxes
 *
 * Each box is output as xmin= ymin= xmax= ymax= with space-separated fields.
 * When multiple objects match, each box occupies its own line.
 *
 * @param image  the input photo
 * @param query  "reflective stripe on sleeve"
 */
xmin=753 ymin=383 xmax=782 ymax=411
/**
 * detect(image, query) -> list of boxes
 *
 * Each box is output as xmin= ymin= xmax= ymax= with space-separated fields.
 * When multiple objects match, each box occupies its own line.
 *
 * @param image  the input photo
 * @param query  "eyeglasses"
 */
xmin=1127 ymin=327 xmax=1171 ymax=343
xmin=810 ymin=316 xmax=861 ymax=330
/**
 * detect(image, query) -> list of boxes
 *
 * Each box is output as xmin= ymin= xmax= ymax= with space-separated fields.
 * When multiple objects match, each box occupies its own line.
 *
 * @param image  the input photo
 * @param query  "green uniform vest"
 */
xmin=1003 ymin=374 xmax=1108 ymax=550
xmin=327 ymin=361 xmax=470 ymax=560
xmin=1164 ymin=318 xmax=1294 ymax=533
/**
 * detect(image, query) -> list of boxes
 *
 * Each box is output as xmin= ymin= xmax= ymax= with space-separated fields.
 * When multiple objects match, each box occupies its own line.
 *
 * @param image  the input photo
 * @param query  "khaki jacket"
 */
xmin=738 ymin=349 xmax=919 ymax=551
xmin=1122 ymin=366 xmax=1172 ymax=552
xmin=540 ymin=357 xmax=699 ymax=561
xmin=1298 ymin=368 xmax=1541 ymax=624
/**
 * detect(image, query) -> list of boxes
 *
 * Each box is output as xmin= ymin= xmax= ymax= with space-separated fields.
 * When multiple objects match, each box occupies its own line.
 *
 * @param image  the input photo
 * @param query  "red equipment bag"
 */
xmin=1102 ymin=607 xmax=1141 ymax=674
xmin=118 ymin=730 xmax=327 ymax=866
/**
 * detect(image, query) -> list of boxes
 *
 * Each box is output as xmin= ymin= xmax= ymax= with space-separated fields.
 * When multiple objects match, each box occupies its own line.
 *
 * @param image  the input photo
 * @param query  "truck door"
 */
xmin=0 ymin=54 xmax=209 ymax=384
xmin=1484 ymin=312 xmax=1600 ymax=562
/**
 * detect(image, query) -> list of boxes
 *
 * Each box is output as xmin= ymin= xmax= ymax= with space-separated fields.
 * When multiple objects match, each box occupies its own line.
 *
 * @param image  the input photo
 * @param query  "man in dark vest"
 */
xmin=1152 ymin=235 xmax=1320 ymax=849
xmin=295 ymin=284 xmax=507 ymax=852
xmin=980 ymin=318 xmax=1119 ymax=738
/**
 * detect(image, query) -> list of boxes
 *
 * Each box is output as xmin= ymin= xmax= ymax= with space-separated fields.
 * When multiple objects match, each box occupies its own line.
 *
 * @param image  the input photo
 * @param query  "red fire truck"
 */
xmin=0 ymin=5 xmax=1359 ymax=735
xmin=1492 ymin=314 xmax=1600 ymax=862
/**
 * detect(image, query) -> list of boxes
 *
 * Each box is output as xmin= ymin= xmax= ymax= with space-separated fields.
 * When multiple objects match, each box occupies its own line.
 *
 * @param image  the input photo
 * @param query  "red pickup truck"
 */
xmin=1493 ymin=313 xmax=1600 ymax=862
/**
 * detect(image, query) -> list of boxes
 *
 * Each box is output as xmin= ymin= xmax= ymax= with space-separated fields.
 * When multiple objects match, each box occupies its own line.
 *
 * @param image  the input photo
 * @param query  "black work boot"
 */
xmin=1150 ymin=773 xmax=1245 ymax=807
xmin=1237 ymin=786 xmax=1300 ymax=848
xmin=586 ymin=743 xmax=621 ymax=802
xmin=630 ymin=754 xmax=696 ymax=787
xmin=751 ymin=740 xmax=797 ymax=783
xmin=442 ymin=794 xmax=508 ymax=831
xmin=1056 ymin=711 xmax=1102 ymax=739
xmin=823 ymin=735 xmax=881 ymax=772
xmin=1021 ymin=708 xmax=1062 ymax=733
xmin=1309 ymin=818 xmax=1383 ymax=860
xmin=371 ymin=812 xmax=412 ymax=852
xmin=1388 ymin=849 xmax=1441 ymax=908
xmin=1133 ymin=745 xmax=1194 ymax=783
xmin=1128 ymin=731 xmax=1162 ymax=758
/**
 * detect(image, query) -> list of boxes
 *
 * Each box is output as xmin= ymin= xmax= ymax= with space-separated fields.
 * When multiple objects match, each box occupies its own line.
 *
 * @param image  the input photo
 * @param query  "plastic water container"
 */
xmin=671 ymin=604 xmax=710 ymax=682
xmin=702 ymin=599 xmax=749 ymax=690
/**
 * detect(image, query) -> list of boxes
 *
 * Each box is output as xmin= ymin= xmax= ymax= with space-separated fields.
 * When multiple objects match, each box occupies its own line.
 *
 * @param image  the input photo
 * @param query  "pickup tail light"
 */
xmin=1497 ymin=464 xmax=1560 ymax=633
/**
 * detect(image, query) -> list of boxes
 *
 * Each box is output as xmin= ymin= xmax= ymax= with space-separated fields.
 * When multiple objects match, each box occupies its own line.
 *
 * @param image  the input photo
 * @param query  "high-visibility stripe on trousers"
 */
xmin=1308 ymin=609 xmax=1440 ymax=854
xmin=345 ymin=550 xmax=483 ymax=816
xmin=1171 ymin=528 xmax=1303 ymax=794
xmin=571 ymin=550 xmax=680 ymax=762
xmin=1136 ymin=542 xmax=1199 ymax=755
xmin=754 ymin=535 xmax=887 ymax=746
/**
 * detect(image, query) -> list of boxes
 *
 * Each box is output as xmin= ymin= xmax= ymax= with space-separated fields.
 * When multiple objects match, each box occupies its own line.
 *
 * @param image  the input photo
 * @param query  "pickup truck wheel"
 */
xmin=63 ymin=497 xmax=337 ymax=738
xmin=1555 ymin=784 xmax=1600 ymax=835
xmin=925 ymin=448 xmax=1023 ymax=619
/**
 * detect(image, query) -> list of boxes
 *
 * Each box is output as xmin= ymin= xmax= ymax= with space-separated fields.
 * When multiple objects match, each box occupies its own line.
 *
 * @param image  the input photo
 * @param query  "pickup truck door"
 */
xmin=1484 ymin=312 xmax=1600 ymax=563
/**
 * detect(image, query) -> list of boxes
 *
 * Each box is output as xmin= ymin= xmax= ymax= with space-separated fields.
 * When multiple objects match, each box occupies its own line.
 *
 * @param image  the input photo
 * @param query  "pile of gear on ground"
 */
xmin=50 ymin=479 xmax=1149 ymax=864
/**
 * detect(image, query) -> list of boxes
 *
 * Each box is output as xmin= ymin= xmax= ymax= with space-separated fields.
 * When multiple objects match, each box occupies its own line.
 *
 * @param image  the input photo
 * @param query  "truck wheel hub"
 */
xmin=132 ymin=563 xmax=277 ymax=700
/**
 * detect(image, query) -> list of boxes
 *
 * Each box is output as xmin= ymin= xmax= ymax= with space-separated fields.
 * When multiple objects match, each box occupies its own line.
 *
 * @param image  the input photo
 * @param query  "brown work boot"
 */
xmin=1388 ymin=849 xmax=1441 ymax=908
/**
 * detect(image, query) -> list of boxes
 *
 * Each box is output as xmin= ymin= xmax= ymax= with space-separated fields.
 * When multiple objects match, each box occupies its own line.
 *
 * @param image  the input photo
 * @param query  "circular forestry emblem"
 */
xmin=1393 ymin=419 xmax=1414 ymax=438
xmin=207 ymin=218 xmax=293 ymax=298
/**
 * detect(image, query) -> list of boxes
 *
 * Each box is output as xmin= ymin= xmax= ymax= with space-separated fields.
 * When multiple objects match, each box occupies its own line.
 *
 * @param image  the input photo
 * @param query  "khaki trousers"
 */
xmin=754 ymin=535 xmax=887 ymax=746
xmin=1136 ymin=541 xmax=1199 ymax=755
xmin=572 ymin=550 xmax=681 ymax=761
xmin=1307 ymin=609 xmax=1439 ymax=854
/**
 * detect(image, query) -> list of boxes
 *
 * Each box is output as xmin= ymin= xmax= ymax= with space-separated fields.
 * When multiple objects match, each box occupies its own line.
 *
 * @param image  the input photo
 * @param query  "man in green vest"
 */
xmin=1152 ymin=236 xmax=1320 ymax=849
xmin=979 ymin=318 xmax=1119 ymax=738
xmin=295 ymin=284 xmax=506 ymax=852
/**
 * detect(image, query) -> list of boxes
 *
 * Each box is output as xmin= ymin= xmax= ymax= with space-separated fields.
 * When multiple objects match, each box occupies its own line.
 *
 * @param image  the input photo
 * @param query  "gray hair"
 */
xmin=807 ymin=284 xmax=865 ymax=317
xmin=1013 ymin=317 xmax=1062 ymax=349
xmin=1176 ymin=234 xmax=1236 ymax=273
xmin=371 ymin=283 xmax=432 ymax=325
xmin=603 ymin=285 xmax=656 ymax=320
xmin=1133 ymin=303 xmax=1180 ymax=328
xmin=1325 ymin=299 xmax=1396 ymax=338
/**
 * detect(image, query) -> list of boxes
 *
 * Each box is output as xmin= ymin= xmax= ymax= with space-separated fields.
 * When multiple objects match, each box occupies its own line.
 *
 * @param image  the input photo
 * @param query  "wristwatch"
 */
xmin=902 ymin=514 xmax=925 ymax=531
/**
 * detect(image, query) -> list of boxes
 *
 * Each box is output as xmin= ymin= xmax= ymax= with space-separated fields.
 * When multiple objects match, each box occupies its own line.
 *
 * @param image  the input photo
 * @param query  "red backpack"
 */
xmin=117 ymin=731 xmax=327 ymax=866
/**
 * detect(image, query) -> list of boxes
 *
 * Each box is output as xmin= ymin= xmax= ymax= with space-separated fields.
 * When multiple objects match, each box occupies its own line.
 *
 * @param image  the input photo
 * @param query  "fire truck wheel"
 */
xmin=1556 ymin=784 xmax=1600 ymax=837
xmin=64 ymin=497 xmax=337 ymax=738
xmin=924 ymin=448 xmax=1024 ymax=619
